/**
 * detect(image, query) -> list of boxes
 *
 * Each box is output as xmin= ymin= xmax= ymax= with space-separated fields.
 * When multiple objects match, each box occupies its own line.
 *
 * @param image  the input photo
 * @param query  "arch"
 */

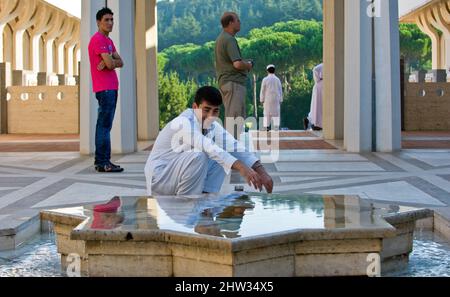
xmin=29 ymin=3 xmax=53 ymax=73
xmin=0 ymin=0 xmax=20 ymax=62
xmin=416 ymin=12 xmax=443 ymax=69
xmin=10 ymin=0 xmax=38 ymax=70
xmin=55 ymin=17 xmax=76 ymax=74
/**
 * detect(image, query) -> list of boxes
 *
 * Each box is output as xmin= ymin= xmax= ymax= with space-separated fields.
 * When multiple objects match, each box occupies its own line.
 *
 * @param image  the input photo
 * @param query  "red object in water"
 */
xmin=91 ymin=197 xmax=122 ymax=230
xmin=93 ymin=197 xmax=121 ymax=213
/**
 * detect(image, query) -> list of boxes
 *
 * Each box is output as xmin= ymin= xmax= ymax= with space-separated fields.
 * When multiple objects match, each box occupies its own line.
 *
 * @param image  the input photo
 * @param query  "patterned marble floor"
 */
xmin=0 ymin=133 xmax=450 ymax=241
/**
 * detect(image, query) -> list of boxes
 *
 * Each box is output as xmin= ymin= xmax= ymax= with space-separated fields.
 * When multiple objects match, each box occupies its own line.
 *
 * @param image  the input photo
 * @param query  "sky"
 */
xmin=44 ymin=0 xmax=430 ymax=20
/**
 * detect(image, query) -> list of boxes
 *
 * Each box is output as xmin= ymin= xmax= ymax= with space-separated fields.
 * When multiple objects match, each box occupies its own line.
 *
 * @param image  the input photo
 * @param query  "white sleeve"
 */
xmin=171 ymin=117 xmax=238 ymax=175
xmin=214 ymin=123 xmax=259 ymax=169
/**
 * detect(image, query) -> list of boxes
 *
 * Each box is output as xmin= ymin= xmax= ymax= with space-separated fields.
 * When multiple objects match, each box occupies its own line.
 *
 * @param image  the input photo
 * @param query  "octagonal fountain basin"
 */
xmin=40 ymin=193 xmax=432 ymax=277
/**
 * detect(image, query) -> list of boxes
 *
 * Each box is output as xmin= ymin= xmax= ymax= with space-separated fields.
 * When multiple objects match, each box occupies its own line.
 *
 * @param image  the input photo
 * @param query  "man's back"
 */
xmin=215 ymin=31 xmax=247 ymax=87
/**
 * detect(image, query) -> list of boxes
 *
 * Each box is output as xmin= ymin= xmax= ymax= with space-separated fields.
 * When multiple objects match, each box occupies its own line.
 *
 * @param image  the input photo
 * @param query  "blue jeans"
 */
xmin=95 ymin=90 xmax=118 ymax=166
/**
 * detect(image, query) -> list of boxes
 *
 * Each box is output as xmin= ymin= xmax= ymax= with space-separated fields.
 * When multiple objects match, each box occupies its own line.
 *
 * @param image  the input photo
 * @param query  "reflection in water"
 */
xmin=80 ymin=193 xmax=400 ymax=239
xmin=90 ymin=197 xmax=124 ymax=230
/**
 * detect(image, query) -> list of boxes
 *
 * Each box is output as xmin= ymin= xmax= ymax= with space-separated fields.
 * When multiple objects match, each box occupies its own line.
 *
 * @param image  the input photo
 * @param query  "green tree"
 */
xmin=400 ymin=23 xmax=432 ymax=72
xmin=280 ymin=69 xmax=314 ymax=129
xmin=157 ymin=0 xmax=323 ymax=50
xmin=158 ymin=56 xmax=198 ymax=128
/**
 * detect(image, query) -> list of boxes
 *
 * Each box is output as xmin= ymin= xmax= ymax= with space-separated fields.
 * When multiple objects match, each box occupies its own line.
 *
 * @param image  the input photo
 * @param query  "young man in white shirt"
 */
xmin=145 ymin=86 xmax=273 ymax=197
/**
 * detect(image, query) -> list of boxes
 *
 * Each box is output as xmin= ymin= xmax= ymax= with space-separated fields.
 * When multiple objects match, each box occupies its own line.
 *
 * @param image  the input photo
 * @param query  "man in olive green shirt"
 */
xmin=215 ymin=12 xmax=253 ymax=139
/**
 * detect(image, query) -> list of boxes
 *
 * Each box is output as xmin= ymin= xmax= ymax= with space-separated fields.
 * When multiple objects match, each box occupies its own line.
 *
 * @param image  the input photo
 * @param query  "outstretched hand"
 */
xmin=233 ymin=161 xmax=274 ymax=193
xmin=240 ymin=166 xmax=263 ymax=192
xmin=259 ymin=170 xmax=274 ymax=193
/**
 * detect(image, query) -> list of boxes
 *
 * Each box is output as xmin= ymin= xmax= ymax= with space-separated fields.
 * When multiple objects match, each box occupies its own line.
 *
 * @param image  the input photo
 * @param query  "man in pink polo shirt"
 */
xmin=89 ymin=7 xmax=124 ymax=173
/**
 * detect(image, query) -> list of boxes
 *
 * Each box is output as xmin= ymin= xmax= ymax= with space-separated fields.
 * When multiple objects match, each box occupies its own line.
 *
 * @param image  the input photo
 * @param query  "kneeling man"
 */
xmin=145 ymin=86 xmax=273 ymax=196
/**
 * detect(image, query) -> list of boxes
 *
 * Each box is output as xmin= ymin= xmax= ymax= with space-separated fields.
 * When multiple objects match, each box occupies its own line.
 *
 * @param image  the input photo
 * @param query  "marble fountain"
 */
xmin=40 ymin=193 xmax=432 ymax=277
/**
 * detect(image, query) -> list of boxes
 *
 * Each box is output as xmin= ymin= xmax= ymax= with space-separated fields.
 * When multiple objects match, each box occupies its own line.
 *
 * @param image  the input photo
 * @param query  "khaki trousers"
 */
xmin=219 ymin=81 xmax=247 ymax=139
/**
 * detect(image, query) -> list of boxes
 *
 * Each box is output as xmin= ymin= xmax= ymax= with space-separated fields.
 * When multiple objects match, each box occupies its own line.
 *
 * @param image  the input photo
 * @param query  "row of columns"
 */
xmin=80 ymin=0 xmax=160 ymax=155
xmin=323 ymin=0 xmax=401 ymax=152
xmin=0 ymin=0 xmax=80 ymax=84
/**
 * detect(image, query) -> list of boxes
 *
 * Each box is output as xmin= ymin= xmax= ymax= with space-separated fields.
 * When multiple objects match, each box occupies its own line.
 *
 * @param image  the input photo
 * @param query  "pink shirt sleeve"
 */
xmin=93 ymin=37 xmax=111 ymax=56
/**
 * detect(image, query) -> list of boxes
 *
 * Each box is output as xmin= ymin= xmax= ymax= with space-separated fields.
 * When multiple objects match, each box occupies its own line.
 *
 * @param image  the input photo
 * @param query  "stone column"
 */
xmin=65 ymin=23 xmax=80 ymax=85
xmin=11 ymin=0 xmax=37 ymax=71
xmin=344 ymin=0 xmax=373 ymax=152
xmin=0 ymin=62 xmax=11 ymax=134
xmin=374 ymin=0 xmax=401 ymax=152
xmin=30 ymin=4 xmax=52 ymax=74
xmin=135 ymin=0 xmax=159 ymax=141
xmin=44 ymin=11 xmax=64 ymax=84
xmin=322 ymin=0 xmax=345 ymax=141
xmin=431 ymin=4 xmax=450 ymax=71
xmin=108 ymin=0 xmax=138 ymax=153
xmin=0 ymin=0 xmax=20 ymax=63
xmin=80 ymin=0 xmax=106 ymax=155
xmin=416 ymin=12 xmax=443 ymax=70
xmin=55 ymin=18 xmax=76 ymax=76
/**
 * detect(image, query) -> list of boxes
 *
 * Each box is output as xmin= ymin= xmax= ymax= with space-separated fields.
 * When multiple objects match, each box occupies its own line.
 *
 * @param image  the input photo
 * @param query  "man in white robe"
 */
xmin=304 ymin=63 xmax=323 ymax=131
xmin=144 ymin=86 xmax=274 ymax=197
xmin=260 ymin=65 xmax=283 ymax=130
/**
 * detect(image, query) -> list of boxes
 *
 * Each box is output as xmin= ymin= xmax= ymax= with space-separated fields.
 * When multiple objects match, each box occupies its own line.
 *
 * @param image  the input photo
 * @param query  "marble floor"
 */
xmin=0 ymin=132 xmax=450 ymax=248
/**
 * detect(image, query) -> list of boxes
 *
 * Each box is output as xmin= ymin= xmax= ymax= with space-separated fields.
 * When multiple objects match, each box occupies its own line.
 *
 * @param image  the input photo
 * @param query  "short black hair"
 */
xmin=195 ymin=86 xmax=223 ymax=106
xmin=267 ymin=67 xmax=276 ymax=74
xmin=96 ymin=7 xmax=113 ymax=21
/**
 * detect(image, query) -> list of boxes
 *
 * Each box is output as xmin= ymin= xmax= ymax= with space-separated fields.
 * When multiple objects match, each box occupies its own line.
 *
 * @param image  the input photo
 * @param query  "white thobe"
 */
xmin=260 ymin=74 xmax=283 ymax=128
xmin=308 ymin=63 xmax=323 ymax=128
xmin=144 ymin=109 xmax=259 ymax=196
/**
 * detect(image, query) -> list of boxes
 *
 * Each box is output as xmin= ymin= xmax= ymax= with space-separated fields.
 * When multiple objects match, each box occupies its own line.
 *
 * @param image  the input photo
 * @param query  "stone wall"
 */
xmin=6 ymin=86 xmax=79 ymax=134
xmin=404 ymin=83 xmax=450 ymax=131
xmin=0 ymin=63 xmax=10 ymax=134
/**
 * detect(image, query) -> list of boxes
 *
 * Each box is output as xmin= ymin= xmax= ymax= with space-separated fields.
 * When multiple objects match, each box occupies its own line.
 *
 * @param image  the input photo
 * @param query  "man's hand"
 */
xmin=252 ymin=162 xmax=274 ymax=193
xmin=112 ymin=52 xmax=124 ymax=68
xmin=97 ymin=60 xmax=106 ymax=71
xmin=232 ymin=60 xmax=253 ymax=72
xmin=232 ymin=161 xmax=262 ymax=191
xmin=100 ymin=53 xmax=123 ymax=70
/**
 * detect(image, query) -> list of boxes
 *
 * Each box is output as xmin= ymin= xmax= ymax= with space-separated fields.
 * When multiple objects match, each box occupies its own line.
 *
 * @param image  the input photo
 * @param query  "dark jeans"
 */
xmin=95 ymin=90 xmax=118 ymax=166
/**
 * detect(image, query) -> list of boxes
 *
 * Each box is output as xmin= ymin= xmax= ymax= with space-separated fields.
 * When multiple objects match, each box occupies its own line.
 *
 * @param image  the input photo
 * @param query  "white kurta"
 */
xmin=308 ymin=63 xmax=323 ymax=128
xmin=144 ymin=109 xmax=259 ymax=196
xmin=260 ymin=74 xmax=283 ymax=128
